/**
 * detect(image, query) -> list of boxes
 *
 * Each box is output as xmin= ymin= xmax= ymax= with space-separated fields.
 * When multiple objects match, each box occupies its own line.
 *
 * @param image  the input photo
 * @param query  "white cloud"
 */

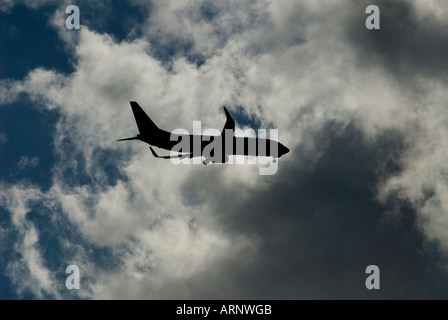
xmin=0 ymin=184 xmax=61 ymax=298
xmin=377 ymin=79 xmax=448 ymax=251
xmin=0 ymin=28 xmax=261 ymax=298
xmin=138 ymin=0 xmax=271 ymax=58
xmin=17 ymin=156 xmax=39 ymax=171
xmin=410 ymin=0 xmax=448 ymax=25
xmin=0 ymin=131 xmax=7 ymax=144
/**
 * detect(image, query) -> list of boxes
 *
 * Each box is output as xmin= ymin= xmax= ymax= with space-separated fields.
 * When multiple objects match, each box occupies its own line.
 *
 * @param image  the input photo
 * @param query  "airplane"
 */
xmin=118 ymin=101 xmax=290 ymax=165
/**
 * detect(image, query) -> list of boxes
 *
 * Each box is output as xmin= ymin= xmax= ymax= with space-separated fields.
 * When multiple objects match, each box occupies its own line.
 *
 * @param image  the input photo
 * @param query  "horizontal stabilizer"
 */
xmin=117 ymin=136 xmax=139 ymax=141
xmin=149 ymin=147 xmax=193 ymax=160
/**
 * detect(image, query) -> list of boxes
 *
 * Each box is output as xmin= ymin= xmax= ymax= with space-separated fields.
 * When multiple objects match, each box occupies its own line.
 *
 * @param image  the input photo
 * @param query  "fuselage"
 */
xmin=138 ymin=130 xmax=289 ymax=162
xmin=118 ymin=101 xmax=290 ymax=164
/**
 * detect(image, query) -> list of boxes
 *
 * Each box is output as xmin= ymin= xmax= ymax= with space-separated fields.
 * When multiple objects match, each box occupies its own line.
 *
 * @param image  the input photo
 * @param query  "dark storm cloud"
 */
xmin=182 ymin=121 xmax=448 ymax=298
xmin=346 ymin=0 xmax=448 ymax=81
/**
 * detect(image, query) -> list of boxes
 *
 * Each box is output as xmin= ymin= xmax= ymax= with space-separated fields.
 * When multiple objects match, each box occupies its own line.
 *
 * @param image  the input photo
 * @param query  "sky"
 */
xmin=1 ymin=0 xmax=448 ymax=299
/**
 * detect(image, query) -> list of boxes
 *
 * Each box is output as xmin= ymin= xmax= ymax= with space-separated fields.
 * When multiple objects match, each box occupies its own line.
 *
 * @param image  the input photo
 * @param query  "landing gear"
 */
xmin=203 ymin=155 xmax=228 ymax=165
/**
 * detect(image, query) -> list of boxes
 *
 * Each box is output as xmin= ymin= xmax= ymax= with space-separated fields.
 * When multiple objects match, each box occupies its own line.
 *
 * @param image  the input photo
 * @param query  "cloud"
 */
xmin=0 ymin=225 xmax=8 ymax=253
xmin=7 ymin=225 xmax=60 ymax=299
xmin=346 ymin=0 xmax=448 ymax=83
xmin=17 ymin=156 xmax=39 ymax=171
xmin=343 ymin=0 xmax=448 ymax=255
xmin=2 ymin=0 xmax=448 ymax=299
xmin=204 ymin=124 xmax=448 ymax=298
xmin=0 ymin=184 xmax=61 ymax=298
xmin=0 ymin=27 xmax=260 ymax=298
xmin=0 ymin=0 xmax=13 ymax=13
xmin=0 ymin=131 xmax=7 ymax=144
xmin=137 ymin=0 xmax=272 ymax=62
xmin=0 ymin=0 xmax=60 ymax=11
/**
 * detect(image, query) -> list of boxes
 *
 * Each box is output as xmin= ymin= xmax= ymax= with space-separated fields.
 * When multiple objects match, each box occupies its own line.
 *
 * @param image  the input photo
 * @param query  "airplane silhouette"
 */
xmin=118 ymin=101 xmax=289 ymax=165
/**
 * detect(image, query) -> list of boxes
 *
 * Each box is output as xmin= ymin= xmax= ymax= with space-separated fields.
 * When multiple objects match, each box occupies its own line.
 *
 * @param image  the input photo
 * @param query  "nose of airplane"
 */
xmin=280 ymin=144 xmax=290 ymax=156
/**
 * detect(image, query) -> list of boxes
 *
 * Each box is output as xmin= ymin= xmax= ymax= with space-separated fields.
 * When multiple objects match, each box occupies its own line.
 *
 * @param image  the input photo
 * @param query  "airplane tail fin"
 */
xmin=130 ymin=101 xmax=159 ymax=136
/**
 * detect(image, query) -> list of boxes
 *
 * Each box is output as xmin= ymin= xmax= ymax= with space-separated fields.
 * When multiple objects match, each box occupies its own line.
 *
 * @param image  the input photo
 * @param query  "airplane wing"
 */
xmin=221 ymin=106 xmax=235 ymax=134
xmin=149 ymin=147 xmax=194 ymax=160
